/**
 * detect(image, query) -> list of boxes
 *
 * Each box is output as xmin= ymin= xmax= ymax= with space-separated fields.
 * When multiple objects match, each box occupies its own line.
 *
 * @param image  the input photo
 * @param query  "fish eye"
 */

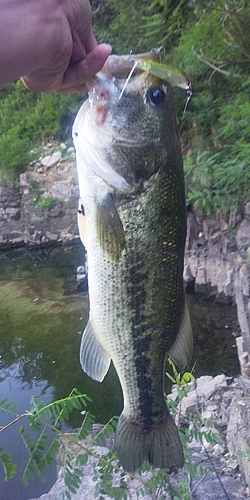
xmin=148 ymin=87 xmax=166 ymax=106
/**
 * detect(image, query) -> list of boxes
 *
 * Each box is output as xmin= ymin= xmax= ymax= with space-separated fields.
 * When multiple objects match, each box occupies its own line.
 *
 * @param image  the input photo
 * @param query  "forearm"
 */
xmin=0 ymin=0 xmax=71 ymax=84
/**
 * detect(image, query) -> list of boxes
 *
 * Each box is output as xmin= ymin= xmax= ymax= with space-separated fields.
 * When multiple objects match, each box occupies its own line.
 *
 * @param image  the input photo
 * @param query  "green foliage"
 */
xmin=0 ymin=366 xmax=220 ymax=500
xmin=168 ymin=2 xmax=250 ymax=215
xmin=167 ymin=357 xmax=195 ymax=386
xmin=0 ymin=81 xmax=84 ymax=182
xmin=35 ymin=197 xmax=57 ymax=209
xmin=0 ymin=448 xmax=17 ymax=481
xmin=0 ymin=396 xmax=18 ymax=415
xmin=0 ymin=389 xmax=92 ymax=491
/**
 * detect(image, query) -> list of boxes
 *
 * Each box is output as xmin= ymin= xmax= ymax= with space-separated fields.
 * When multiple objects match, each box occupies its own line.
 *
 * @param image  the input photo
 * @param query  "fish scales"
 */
xmin=73 ymin=51 xmax=193 ymax=473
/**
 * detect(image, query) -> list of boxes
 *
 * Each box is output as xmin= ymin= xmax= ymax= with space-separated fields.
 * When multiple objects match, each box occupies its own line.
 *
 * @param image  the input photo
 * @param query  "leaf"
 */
xmin=75 ymin=453 xmax=88 ymax=466
xmin=180 ymin=372 xmax=196 ymax=385
xmin=76 ymin=412 xmax=95 ymax=440
xmin=0 ymin=450 xmax=17 ymax=481
xmin=44 ymin=438 xmax=60 ymax=466
xmin=0 ymin=396 xmax=18 ymax=414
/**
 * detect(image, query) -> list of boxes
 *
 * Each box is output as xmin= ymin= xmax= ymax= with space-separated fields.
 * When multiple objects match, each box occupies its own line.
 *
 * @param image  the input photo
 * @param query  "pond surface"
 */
xmin=0 ymin=245 xmax=240 ymax=500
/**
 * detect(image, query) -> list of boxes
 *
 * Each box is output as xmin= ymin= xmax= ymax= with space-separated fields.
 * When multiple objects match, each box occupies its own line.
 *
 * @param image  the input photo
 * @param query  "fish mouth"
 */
xmin=90 ymin=105 xmax=155 ymax=147
xmin=104 ymin=129 xmax=154 ymax=147
xmin=89 ymin=51 xmax=163 ymax=126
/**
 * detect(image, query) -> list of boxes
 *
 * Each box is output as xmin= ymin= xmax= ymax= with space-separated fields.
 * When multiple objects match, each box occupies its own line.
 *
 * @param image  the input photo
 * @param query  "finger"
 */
xmin=56 ymin=43 xmax=112 ymax=92
xmin=70 ymin=32 xmax=87 ymax=64
xmin=81 ymin=29 xmax=98 ymax=55
xmin=56 ymin=83 xmax=89 ymax=94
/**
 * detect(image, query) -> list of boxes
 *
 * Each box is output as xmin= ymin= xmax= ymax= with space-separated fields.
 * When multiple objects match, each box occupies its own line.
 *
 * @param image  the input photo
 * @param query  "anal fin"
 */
xmin=95 ymin=194 xmax=125 ymax=262
xmin=168 ymin=300 xmax=193 ymax=371
xmin=80 ymin=321 xmax=111 ymax=382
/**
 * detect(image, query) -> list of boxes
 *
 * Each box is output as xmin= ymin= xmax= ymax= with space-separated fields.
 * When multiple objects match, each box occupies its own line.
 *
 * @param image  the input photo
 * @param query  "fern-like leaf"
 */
xmin=44 ymin=438 xmax=60 ymax=466
xmin=0 ymin=396 xmax=18 ymax=415
xmin=92 ymin=417 xmax=117 ymax=446
xmin=76 ymin=412 xmax=95 ymax=440
xmin=0 ymin=448 xmax=17 ymax=481
xmin=29 ymin=389 xmax=91 ymax=427
xmin=19 ymin=426 xmax=48 ymax=484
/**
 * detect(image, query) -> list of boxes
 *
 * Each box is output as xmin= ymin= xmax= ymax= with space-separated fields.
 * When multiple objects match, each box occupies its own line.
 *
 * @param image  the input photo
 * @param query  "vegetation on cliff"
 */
xmin=0 ymin=0 xmax=249 ymax=215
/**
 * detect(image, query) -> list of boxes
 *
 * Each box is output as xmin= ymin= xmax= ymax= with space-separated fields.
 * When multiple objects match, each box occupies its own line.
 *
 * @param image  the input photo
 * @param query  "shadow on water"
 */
xmin=0 ymin=245 xmax=240 ymax=500
xmin=187 ymin=293 xmax=240 ymax=378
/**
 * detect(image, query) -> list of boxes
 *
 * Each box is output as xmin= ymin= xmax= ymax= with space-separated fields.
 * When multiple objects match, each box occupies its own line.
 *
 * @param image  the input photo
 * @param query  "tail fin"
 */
xmin=114 ymin=413 xmax=184 ymax=473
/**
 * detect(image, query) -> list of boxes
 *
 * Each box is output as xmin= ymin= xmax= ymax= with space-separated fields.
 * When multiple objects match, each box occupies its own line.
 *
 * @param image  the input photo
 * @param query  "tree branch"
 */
xmin=193 ymin=50 xmax=242 ymax=78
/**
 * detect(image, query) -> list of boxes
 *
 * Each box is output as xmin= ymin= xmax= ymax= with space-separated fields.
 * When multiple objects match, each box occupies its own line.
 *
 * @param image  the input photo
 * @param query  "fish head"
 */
xmin=74 ymin=51 xmax=182 ymax=191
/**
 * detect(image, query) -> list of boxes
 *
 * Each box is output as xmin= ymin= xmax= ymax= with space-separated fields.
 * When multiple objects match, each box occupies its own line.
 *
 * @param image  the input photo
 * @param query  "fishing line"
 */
xmin=118 ymin=61 xmax=138 ymax=100
xmin=179 ymin=86 xmax=192 ymax=134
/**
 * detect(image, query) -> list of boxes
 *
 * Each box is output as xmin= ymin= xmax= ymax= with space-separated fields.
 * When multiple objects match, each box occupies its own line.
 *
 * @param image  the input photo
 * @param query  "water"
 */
xmin=0 ymin=245 xmax=240 ymax=500
xmin=0 ymin=245 xmax=122 ymax=500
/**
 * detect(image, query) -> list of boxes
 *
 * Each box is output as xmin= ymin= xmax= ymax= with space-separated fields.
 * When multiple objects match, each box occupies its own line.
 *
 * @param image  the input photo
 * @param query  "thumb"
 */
xmin=56 ymin=43 xmax=112 ymax=93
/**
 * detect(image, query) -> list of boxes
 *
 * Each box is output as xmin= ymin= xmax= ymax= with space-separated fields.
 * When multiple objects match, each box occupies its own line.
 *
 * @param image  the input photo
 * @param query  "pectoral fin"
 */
xmin=168 ymin=301 xmax=193 ymax=371
xmin=80 ymin=321 xmax=111 ymax=382
xmin=95 ymin=194 xmax=125 ymax=262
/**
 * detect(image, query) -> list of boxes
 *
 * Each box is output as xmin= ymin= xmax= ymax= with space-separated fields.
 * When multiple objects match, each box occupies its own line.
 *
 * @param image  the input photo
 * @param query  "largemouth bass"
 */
xmin=73 ymin=51 xmax=193 ymax=473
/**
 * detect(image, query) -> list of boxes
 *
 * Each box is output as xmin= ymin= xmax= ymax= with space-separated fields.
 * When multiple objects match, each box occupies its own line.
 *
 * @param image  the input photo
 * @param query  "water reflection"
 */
xmin=0 ymin=245 xmax=122 ymax=500
xmin=0 ymin=245 xmax=240 ymax=500
xmin=0 ymin=246 xmax=123 ymax=422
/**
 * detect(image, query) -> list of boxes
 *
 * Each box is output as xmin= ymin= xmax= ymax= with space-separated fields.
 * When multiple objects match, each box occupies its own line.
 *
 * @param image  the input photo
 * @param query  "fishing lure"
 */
xmin=136 ymin=59 xmax=191 ymax=90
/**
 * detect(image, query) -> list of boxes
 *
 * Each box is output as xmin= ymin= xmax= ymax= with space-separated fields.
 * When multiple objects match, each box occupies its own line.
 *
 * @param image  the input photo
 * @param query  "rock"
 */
xmin=45 ymin=231 xmax=58 ymax=241
xmin=52 ymin=182 xmax=72 ymax=201
xmin=77 ymin=266 xmax=85 ymax=274
xmin=229 ymin=207 xmax=243 ymax=229
xmin=212 ymin=443 xmax=226 ymax=457
xmin=202 ymin=216 xmax=221 ymax=240
xmin=245 ymin=202 xmax=250 ymax=221
xmin=0 ymin=146 xmax=80 ymax=250
xmin=20 ymin=172 xmax=29 ymax=186
xmin=174 ymin=374 xmax=228 ymax=418
xmin=234 ymin=264 xmax=250 ymax=355
xmin=41 ymin=151 xmax=62 ymax=169
xmin=5 ymin=207 xmax=21 ymax=220
xmin=236 ymin=337 xmax=250 ymax=375
xmin=227 ymin=395 xmax=250 ymax=484
xmin=236 ymin=219 xmax=250 ymax=249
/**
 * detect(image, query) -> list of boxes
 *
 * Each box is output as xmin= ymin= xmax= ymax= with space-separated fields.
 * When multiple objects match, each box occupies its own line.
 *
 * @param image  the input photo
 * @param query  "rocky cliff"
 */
xmin=0 ymin=143 xmax=79 ymax=249
xmin=184 ymin=206 xmax=250 ymax=371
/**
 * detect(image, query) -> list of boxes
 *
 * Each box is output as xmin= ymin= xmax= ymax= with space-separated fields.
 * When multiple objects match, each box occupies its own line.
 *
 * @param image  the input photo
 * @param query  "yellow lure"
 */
xmin=136 ymin=60 xmax=191 ymax=90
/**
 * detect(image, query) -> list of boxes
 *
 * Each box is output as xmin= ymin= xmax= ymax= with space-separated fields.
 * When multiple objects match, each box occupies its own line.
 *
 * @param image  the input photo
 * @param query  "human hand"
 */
xmin=21 ymin=0 xmax=111 ymax=93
